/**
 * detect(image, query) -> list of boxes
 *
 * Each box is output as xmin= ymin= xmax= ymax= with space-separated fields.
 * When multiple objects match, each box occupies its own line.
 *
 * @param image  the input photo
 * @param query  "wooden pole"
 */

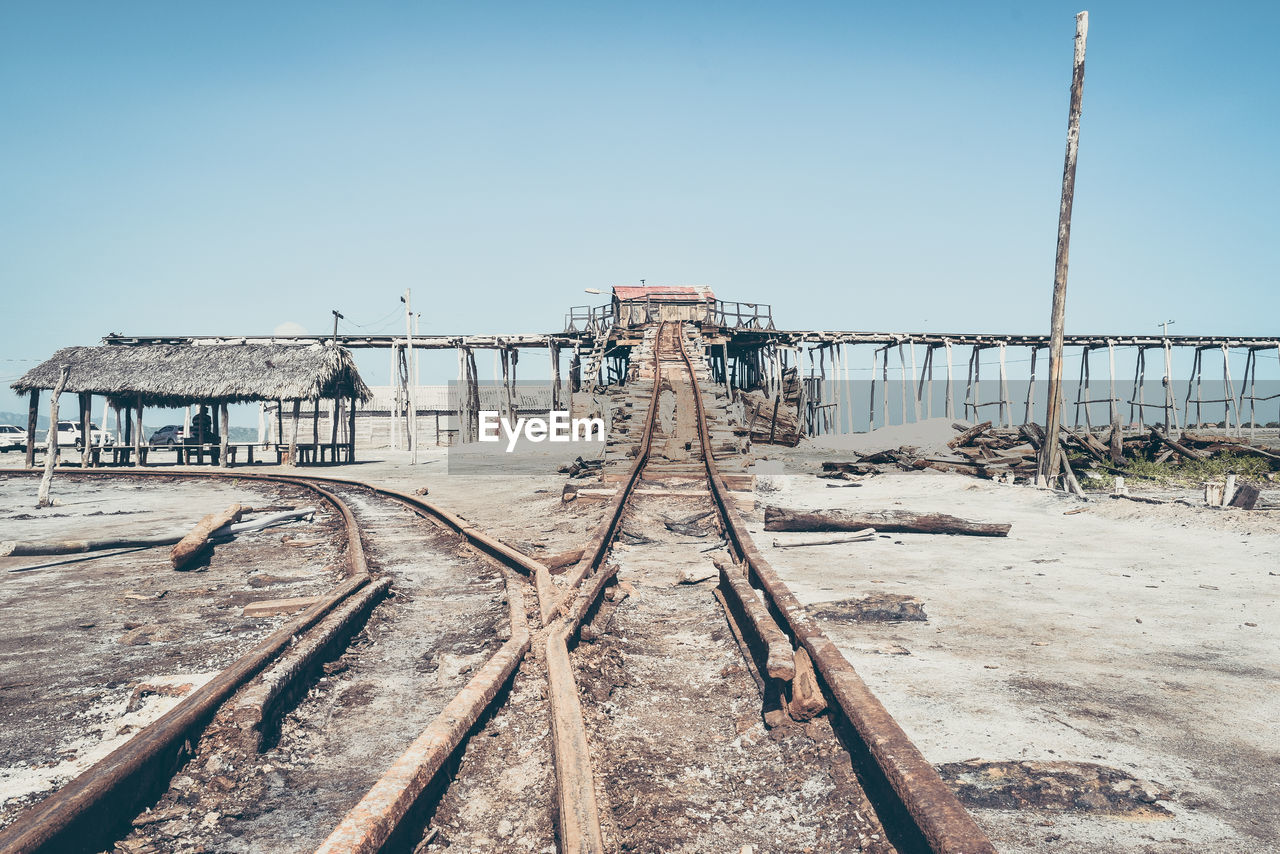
xmin=550 ymin=342 xmax=563 ymax=413
xmin=1038 ymin=10 xmax=1089 ymax=486
xmin=134 ymin=394 xmax=144 ymax=466
xmin=25 ymin=389 xmax=39 ymax=468
xmin=37 ymin=367 xmax=70 ymax=508
xmin=348 ymin=390 xmax=357 ymax=461
xmin=78 ymin=391 xmax=91 ymax=468
xmin=403 ymin=289 xmax=418 ymax=464
xmin=219 ymin=403 xmax=230 ymax=468
xmin=289 ymin=399 xmax=301 ymax=465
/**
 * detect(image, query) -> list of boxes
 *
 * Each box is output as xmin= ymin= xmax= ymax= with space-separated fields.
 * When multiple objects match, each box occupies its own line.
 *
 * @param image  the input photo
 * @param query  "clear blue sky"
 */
xmin=2 ymin=1 xmax=1277 ymax=417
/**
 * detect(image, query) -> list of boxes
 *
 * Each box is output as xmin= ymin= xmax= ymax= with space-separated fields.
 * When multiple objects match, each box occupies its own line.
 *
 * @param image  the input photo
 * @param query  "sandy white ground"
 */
xmin=750 ymin=468 xmax=1279 ymax=853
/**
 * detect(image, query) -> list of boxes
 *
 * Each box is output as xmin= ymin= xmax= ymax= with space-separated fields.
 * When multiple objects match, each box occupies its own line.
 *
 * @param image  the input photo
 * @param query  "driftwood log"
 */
xmin=947 ymin=421 xmax=992 ymax=449
xmin=1149 ymin=427 xmax=1205 ymax=460
xmin=764 ymin=507 xmax=1010 ymax=537
xmin=171 ymin=503 xmax=244 ymax=570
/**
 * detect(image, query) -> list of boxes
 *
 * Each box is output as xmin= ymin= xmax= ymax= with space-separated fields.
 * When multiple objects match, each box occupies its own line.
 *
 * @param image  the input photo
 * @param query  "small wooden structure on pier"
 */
xmin=12 ymin=343 xmax=370 ymax=468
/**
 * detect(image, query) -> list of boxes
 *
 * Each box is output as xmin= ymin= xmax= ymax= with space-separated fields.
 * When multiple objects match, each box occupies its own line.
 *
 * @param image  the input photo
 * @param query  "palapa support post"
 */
xmin=25 ymin=389 xmax=39 ymax=468
xmin=330 ymin=395 xmax=340 ymax=459
xmin=134 ymin=394 xmax=144 ymax=466
xmin=348 ymin=389 xmax=357 ymax=462
xmin=1038 ymin=10 xmax=1089 ymax=486
xmin=79 ymin=392 xmax=92 ymax=468
xmin=311 ymin=397 xmax=320 ymax=457
xmin=219 ymin=403 xmax=230 ymax=468
xmin=289 ymin=399 xmax=301 ymax=466
xmin=36 ymin=366 xmax=70 ymax=508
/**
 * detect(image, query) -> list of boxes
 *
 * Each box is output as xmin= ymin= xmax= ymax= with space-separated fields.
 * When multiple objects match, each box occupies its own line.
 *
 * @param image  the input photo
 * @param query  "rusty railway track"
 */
xmin=0 ymin=320 xmax=995 ymax=853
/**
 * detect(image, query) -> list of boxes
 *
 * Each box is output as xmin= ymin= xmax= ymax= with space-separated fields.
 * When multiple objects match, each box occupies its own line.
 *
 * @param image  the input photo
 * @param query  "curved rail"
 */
xmin=0 ymin=469 xmax=374 ymax=854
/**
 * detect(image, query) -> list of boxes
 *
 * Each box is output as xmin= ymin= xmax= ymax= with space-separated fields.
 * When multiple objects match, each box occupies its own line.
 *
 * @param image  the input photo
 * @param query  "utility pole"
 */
xmin=1038 ymin=10 xmax=1089 ymax=487
xmin=331 ymin=310 xmax=344 ymax=345
xmin=401 ymin=291 xmax=418 ymax=464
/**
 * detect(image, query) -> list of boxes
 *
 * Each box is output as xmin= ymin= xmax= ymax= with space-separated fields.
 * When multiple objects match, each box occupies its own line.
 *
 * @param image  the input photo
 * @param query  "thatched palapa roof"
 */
xmin=12 ymin=344 xmax=372 ymax=407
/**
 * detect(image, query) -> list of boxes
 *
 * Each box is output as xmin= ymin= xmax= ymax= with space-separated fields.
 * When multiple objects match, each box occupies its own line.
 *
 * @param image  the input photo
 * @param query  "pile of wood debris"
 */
xmin=817 ymin=421 xmax=1280 ymax=505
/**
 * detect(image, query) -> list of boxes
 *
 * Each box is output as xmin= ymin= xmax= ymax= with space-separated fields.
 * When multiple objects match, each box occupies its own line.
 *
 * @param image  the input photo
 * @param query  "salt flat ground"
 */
xmin=750 ymin=467 xmax=1279 ymax=853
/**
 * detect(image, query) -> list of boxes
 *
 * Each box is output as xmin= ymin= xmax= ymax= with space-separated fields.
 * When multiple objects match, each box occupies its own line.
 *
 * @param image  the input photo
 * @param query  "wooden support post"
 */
xmin=467 ymin=347 xmax=481 ymax=443
xmin=1187 ymin=346 xmax=1203 ymax=428
xmin=1038 ymin=10 xmax=1089 ymax=486
xmin=219 ymin=403 xmax=230 ymax=468
xmin=403 ymin=289 xmax=418 ymax=464
xmin=550 ymin=342 xmax=563 ymax=413
xmin=25 ymin=389 xmax=39 ymax=468
xmin=944 ymin=340 xmax=955 ymax=420
xmin=963 ymin=346 xmax=977 ymax=421
xmin=898 ymin=342 xmax=909 ymax=424
xmin=998 ymin=342 xmax=1011 ymax=427
xmin=79 ymin=392 xmax=91 ymax=468
xmin=1131 ymin=347 xmax=1146 ymax=430
xmin=289 ymin=399 xmax=301 ymax=466
xmin=330 ymin=396 xmax=340 ymax=458
xmin=37 ymin=367 xmax=70 ymax=507
xmin=311 ymin=397 xmax=320 ymax=453
xmin=867 ymin=345 xmax=876 ymax=431
xmin=134 ymin=395 xmax=144 ymax=466
xmin=1222 ymin=344 xmax=1240 ymax=436
xmin=276 ymin=399 xmax=284 ymax=446
xmin=348 ymin=391 xmax=357 ymax=462
xmin=1024 ymin=347 xmax=1038 ymax=425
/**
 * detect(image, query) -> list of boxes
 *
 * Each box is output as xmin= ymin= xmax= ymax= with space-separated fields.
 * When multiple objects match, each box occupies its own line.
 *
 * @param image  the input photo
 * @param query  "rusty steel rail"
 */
xmin=313 ymin=567 xmax=530 ymax=854
xmin=670 ymin=327 xmax=998 ymax=854
xmin=0 ymin=468 xmax=551 ymax=854
xmin=0 ymin=468 xmax=374 ymax=854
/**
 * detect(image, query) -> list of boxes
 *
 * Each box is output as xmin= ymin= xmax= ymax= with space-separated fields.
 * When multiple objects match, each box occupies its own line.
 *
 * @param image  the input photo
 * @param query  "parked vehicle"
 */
xmin=0 ymin=424 xmax=25 ymax=451
xmin=87 ymin=423 xmax=115 ymax=447
xmin=149 ymin=425 xmax=186 ymax=446
xmin=55 ymin=421 xmax=81 ymax=447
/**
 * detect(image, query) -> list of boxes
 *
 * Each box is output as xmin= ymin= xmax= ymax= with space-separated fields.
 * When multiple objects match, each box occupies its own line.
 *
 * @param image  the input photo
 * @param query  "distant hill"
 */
xmin=0 ymin=411 xmax=258 ymax=443
xmin=0 ymin=411 xmax=46 ymax=430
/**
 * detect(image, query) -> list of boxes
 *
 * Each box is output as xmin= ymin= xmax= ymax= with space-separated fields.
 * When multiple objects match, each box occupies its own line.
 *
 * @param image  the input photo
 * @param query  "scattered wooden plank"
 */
xmin=1227 ymin=483 xmax=1261 ymax=510
xmin=1149 ymin=427 xmax=1205 ymax=460
xmin=947 ymin=421 xmax=992 ymax=448
xmin=715 ymin=560 xmax=795 ymax=682
xmin=763 ymin=507 xmax=1010 ymax=537
xmin=242 ymin=596 xmax=324 ymax=618
xmin=771 ymin=529 xmax=875 ymax=549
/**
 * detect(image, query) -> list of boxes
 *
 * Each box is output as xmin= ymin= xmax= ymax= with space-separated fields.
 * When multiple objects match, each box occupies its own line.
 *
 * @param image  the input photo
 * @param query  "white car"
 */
xmin=0 ymin=424 xmax=25 ymax=452
xmin=45 ymin=421 xmax=114 ymax=448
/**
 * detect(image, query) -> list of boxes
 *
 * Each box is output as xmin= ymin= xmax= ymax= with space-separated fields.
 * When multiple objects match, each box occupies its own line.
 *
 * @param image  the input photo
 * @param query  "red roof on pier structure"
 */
xmin=612 ymin=285 xmax=715 ymax=303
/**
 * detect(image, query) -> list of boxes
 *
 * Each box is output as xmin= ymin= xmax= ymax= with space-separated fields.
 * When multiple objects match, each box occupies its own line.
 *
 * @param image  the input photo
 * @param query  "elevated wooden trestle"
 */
xmin=99 ymin=327 xmax=1280 ymax=444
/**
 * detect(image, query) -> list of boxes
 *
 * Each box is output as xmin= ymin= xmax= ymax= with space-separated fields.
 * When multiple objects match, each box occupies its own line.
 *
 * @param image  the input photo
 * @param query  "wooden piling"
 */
xmin=79 ymin=392 xmax=91 ymax=468
xmin=133 ymin=394 xmax=144 ymax=466
xmin=25 ymin=389 xmax=39 ymax=468
xmin=219 ymin=403 xmax=230 ymax=468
